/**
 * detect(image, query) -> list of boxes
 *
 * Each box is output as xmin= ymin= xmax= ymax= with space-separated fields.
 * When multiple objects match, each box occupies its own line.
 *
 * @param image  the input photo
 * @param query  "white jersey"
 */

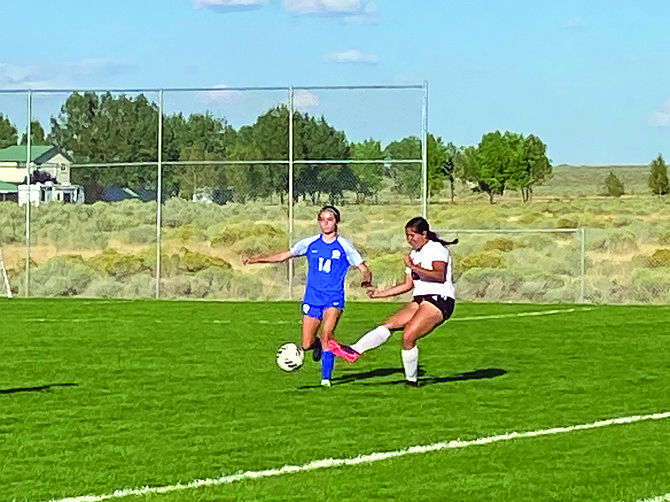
xmin=406 ymin=240 xmax=455 ymax=299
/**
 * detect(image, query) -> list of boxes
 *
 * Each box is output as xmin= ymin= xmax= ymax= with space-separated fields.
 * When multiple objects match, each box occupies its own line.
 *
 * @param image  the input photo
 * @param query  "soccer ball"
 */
xmin=276 ymin=343 xmax=304 ymax=372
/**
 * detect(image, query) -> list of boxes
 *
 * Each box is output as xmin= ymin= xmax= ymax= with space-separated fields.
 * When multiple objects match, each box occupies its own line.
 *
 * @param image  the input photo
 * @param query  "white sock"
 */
xmin=401 ymin=347 xmax=419 ymax=382
xmin=351 ymin=326 xmax=392 ymax=354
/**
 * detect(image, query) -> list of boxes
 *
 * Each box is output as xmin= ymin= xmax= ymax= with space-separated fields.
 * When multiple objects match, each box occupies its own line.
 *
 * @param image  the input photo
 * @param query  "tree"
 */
xmin=476 ymin=131 xmax=525 ymax=203
xmin=426 ymin=134 xmax=450 ymax=198
xmin=461 ymin=131 xmax=551 ymax=203
xmin=174 ymin=142 xmax=225 ymax=201
xmin=385 ymin=136 xmax=421 ymax=200
xmin=454 ymin=145 xmax=480 ymax=186
xmin=297 ymin=115 xmax=352 ymax=204
xmin=0 ymin=113 xmax=19 ymax=148
xmin=649 ymin=154 xmax=669 ymax=196
xmin=252 ymin=106 xmax=292 ymax=203
xmin=225 ymin=141 xmax=270 ymax=203
xmin=349 ymin=138 xmax=384 ymax=203
xmin=441 ymin=141 xmax=458 ymax=203
xmin=251 ymin=106 xmax=353 ymax=204
xmin=512 ymin=134 xmax=552 ymax=202
xmin=20 ymin=120 xmax=47 ymax=145
xmin=604 ymin=171 xmax=625 ymax=197
xmin=169 ymin=112 xmax=236 ymax=201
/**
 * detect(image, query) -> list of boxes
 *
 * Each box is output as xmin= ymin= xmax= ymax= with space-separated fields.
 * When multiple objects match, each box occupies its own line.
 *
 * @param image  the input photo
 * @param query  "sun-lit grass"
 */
xmin=1 ymin=299 xmax=669 ymax=501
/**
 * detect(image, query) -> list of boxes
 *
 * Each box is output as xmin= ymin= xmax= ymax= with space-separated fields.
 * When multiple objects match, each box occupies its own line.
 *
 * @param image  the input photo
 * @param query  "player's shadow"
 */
xmin=0 ymin=383 xmax=78 ymax=395
xmin=297 ymin=367 xmax=506 ymax=389
xmin=357 ymin=367 xmax=508 ymax=387
xmin=334 ymin=367 xmax=427 ymax=385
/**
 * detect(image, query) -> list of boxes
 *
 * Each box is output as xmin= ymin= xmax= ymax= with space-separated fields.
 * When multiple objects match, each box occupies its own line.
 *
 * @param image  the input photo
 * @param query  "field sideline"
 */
xmin=1 ymin=299 xmax=669 ymax=501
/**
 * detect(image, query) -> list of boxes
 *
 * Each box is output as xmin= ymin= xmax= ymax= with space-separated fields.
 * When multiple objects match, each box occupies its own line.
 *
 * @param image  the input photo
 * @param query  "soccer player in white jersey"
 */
xmin=329 ymin=217 xmax=456 ymax=387
xmin=244 ymin=205 xmax=372 ymax=387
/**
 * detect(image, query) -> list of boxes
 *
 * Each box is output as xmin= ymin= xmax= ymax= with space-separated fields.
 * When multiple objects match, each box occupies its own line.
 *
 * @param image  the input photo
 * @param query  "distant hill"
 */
xmin=535 ymin=164 xmax=651 ymax=197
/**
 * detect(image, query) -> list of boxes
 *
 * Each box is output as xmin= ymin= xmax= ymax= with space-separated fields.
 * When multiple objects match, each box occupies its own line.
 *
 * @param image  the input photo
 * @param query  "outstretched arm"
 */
xmin=368 ymin=272 xmax=414 ymax=299
xmin=357 ymin=262 xmax=373 ymax=287
xmin=244 ymin=250 xmax=295 ymax=265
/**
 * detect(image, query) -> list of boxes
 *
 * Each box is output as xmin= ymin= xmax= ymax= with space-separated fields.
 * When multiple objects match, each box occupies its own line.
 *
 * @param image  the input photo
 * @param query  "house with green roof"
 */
xmin=0 ymin=145 xmax=73 ymax=185
xmin=0 ymin=180 xmax=18 ymax=202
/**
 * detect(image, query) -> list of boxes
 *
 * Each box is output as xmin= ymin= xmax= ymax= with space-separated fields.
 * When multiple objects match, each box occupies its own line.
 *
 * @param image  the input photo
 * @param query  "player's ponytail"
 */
xmin=405 ymin=217 xmax=458 ymax=247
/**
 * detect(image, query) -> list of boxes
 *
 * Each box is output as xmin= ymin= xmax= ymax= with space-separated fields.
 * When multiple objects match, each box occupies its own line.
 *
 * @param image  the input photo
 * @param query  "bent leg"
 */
xmin=401 ymin=302 xmax=444 ymax=350
xmin=400 ymin=303 xmax=444 ymax=384
xmin=345 ymin=302 xmax=419 ymax=357
xmin=382 ymin=301 xmax=420 ymax=331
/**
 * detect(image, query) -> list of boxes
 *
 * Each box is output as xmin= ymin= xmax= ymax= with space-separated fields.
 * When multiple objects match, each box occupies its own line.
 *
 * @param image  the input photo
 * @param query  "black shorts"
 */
xmin=413 ymin=295 xmax=455 ymax=323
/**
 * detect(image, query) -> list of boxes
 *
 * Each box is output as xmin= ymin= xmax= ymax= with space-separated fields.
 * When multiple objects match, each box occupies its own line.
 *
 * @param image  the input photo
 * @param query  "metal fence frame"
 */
xmin=2 ymin=83 xmax=429 ymax=298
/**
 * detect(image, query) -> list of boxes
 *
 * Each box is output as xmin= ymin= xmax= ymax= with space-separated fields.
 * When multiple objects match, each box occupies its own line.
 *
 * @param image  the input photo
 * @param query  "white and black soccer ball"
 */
xmin=276 ymin=343 xmax=304 ymax=372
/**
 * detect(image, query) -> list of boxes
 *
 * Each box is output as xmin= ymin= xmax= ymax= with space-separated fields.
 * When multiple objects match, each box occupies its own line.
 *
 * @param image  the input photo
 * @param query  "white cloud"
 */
xmin=193 ymin=0 xmax=270 ymax=11
xmin=193 ymin=0 xmax=377 ymax=22
xmin=292 ymin=89 xmax=319 ymax=110
xmin=564 ymin=16 xmax=583 ymax=30
xmin=649 ymin=98 xmax=670 ymax=127
xmin=344 ymin=1 xmax=377 ymax=24
xmin=324 ymin=49 xmax=379 ymax=65
xmin=0 ymin=63 xmax=35 ymax=87
xmin=196 ymin=84 xmax=241 ymax=103
xmin=0 ymin=58 xmax=135 ymax=90
xmin=284 ymin=0 xmax=359 ymax=14
xmin=283 ymin=0 xmax=376 ymax=23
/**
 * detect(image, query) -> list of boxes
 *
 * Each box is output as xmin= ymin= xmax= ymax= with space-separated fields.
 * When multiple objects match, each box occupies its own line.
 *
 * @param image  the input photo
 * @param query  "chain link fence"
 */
xmin=1 ymin=86 xmax=669 ymax=303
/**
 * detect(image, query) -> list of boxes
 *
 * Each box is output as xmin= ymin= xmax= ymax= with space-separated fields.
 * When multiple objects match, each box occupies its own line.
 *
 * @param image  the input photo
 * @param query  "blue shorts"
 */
xmin=302 ymin=289 xmax=344 ymax=320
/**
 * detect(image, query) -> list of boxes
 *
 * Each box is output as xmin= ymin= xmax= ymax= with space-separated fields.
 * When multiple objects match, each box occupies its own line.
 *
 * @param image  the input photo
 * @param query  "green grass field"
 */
xmin=1 ymin=299 xmax=669 ymax=502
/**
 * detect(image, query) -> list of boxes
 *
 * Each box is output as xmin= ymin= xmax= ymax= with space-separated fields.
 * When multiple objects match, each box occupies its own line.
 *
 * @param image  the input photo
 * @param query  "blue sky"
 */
xmin=1 ymin=0 xmax=669 ymax=165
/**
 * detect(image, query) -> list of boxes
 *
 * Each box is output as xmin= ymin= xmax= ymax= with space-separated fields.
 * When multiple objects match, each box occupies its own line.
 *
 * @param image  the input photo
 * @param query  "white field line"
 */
xmin=17 ymin=307 xmax=595 ymax=325
xmin=450 ymin=306 xmax=596 ymax=322
xmin=44 ymin=410 xmax=670 ymax=502
xmin=627 ymin=494 xmax=670 ymax=502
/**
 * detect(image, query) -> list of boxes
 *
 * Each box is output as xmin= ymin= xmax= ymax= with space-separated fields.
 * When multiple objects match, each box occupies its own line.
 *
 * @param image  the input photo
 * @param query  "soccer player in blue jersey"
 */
xmin=243 ymin=205 xmax=372 ymax=387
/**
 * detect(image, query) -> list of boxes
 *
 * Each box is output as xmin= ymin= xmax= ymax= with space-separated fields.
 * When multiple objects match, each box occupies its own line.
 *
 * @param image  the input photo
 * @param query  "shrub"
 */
xmin=120 ymin=225 xmax=157 ymax=244
xmin=88 ymin=250 xmax=151 ymax=279
xmin=589 ymin=231 xmax=638 ymax=253
xmin=83 ymin=278 xmax=124 ymax=298
xmin=175 ymin=247 xmax=232 ymax=273
xmin=161 ymin=275 xmax=211 ymax=299
xmin=630 ymin=269 xmax=670 ymax=302
xmin=28 ymin=255 xmax=100 ymax=296
xmin=557 ymin=217 xmax=579 ymax=229
xmin=460 ymin=250 xmax=506 ymax=270
xmin=484 ymin=237 xmax=515 ymax=252
xmin=209 ymin=222 xmax=287 ymax=252
xmin=457 ymin=269 xmax=522 ymax=301
xmin=642 ymin=248 xmax=670 ymax=268
xmin=659 ymin=232 xmax=670 ymax=246
xmin=120 ymin=273 xmax=155 ymax=298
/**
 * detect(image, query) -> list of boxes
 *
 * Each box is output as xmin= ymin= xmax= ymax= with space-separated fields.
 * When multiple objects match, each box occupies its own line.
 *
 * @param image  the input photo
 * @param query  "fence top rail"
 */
xmin=0 ymin=84 xmax=425 ymax=95
xmin=437 ymin=228 xmax=582 ymax=234
xmin=69 ymin=158 xmax=424 ymax=168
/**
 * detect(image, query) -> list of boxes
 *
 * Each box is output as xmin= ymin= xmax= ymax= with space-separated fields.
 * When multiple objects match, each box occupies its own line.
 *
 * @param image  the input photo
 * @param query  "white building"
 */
xmin=18 ymin=182 xmax=85 ymax=207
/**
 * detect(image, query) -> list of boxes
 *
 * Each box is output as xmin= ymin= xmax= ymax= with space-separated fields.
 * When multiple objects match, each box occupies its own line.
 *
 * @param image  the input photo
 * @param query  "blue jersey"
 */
xmin=290 ymin=234 xmax=364 ymax=307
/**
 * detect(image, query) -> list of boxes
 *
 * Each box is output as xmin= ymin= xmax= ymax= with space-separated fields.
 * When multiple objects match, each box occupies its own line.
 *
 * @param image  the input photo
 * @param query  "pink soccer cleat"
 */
xmin=328 ymin=340 xmax=360 ymax=363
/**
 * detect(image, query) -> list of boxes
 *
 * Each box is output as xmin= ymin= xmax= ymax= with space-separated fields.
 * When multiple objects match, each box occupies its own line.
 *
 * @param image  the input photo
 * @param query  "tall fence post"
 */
xmin=421 ymin=80 xmax=428 ymax=219
xmin=24 ymin=90 xmax=32 ymax=297
xmin=288 ymin=86 xmax=294 ymax=300
xmin=580 ymin=227 xmax=586 ymax=303
xmin=155 ymin=89 xmax=164 ymax=299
